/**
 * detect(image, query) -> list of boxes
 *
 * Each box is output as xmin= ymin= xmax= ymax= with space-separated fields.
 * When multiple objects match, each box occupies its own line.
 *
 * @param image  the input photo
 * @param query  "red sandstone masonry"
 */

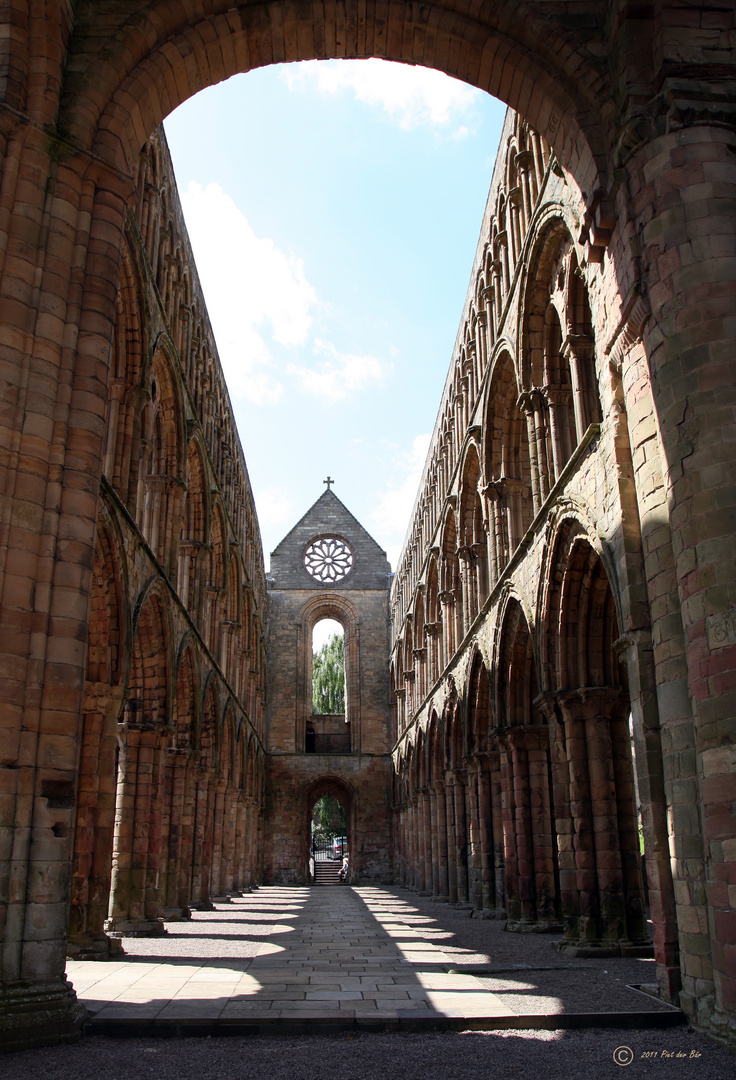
xmin=0 ymin=0 xmax=734 ymax=1054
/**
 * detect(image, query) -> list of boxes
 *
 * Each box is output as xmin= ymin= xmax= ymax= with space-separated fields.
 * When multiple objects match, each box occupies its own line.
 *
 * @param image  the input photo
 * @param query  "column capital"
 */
xmin=503 ymin=723 xmax=549 ymax=751
xmin=546 ymin=685 xmax=627 ymax=722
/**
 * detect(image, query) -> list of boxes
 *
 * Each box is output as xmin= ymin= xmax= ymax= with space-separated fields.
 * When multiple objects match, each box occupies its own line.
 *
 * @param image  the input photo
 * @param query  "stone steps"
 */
xmin=313 ymin=861 xmax=342 ymax=885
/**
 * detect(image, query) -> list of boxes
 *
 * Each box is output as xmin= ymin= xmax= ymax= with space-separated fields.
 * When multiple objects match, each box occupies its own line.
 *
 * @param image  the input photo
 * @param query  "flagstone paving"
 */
xmin=66 ymin=887 xmax=683 ymax=1031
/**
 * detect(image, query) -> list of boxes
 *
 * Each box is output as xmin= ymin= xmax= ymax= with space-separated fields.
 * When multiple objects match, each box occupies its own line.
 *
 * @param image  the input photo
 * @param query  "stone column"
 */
xmin=489 ymin=748 xmax=507 ymax=915
xmin=395 ymin=687 xmax=406 ymax=736
xmin=516 ymin=151 xmax=534 ymax=228
xmin=498 ymin=734 xmax=521 ymax=925
xmin=482 ymin=484 xmax=502 ymax=584
xmin=425 ymin=623 xmax=439 ymax=689
xmin=457 ymin=546 xmax=473 ymax=635
xmin=466 ymin=759 xmax=483 ymax=911
xmin=453 ymin=587 xmax=465 ymax=653
xmin=404 ymin=670 xmax=415 ymax=726
xmin=106 ymin=726 xmax=167 ymax=937
xmin=429 ymin=783 xmax=440 ymax=898
xmin=438 ymin=591 xmax=455 ymax=667
xmin=613 ymin=343 xmax=695 ymax=1005
xmin=444 ymin=777 xmax=458 ymax=903
xmin=504 ymin=725 xmax=560 ymax=930
xmin=190 ymin=767 xmax=216 ymax=910
xmin=452 ymin=770 xmax=470 ymax=905
xmin=561 ymin=335 xmax=594 ymax=444
xmin=399 ymin=805 xmax=407 ymax=887
xmin=492 ymin=262 xmax=503 ymax=333
xmin=0 ymin=141 xmax=132 ymax=1050
xmin=482 ymin=285 xmax=495 ymax=354
xmin=103 ymin=378 xmax=126 ymax=478
xmin=413 ymin=647 xmax=427 ymax=708
xmin=161 ymin=747 xmax=193 ymax=920
xmin=242 ymin=797 xmax=255 ymax=892
xmin=543 ymin=385 xmax=574 ymax=482
xmin=67 ymin=685 xmax=126 ymax=959
xmin=418 ymin=789 xmax=431 ymax=895
xmin=231 ymin=792 xmax=245 ymax=894
xmin=223 ymin=791 xmax=239 ymax=895
xmin=476 ymin=753 xmax=498 ymax=917
xmin=210 ymin=781 xmax=228 ymax=899
xmin=433 ymin=780 xmax=449 ymax=901
xmin=549 ymin=688 xmax=649 ymax=956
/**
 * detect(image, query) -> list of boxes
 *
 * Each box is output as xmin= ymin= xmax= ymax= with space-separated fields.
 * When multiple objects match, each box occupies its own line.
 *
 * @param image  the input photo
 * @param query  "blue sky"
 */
xmin=164 ymin=61 xmax=506 ymax=571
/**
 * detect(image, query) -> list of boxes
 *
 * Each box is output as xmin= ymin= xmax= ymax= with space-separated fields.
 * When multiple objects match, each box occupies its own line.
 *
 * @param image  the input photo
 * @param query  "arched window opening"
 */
xmin=543 ymin=302 xmax=577 ymax=483
xmin=307 ymin=618 xmax=348 ymax=754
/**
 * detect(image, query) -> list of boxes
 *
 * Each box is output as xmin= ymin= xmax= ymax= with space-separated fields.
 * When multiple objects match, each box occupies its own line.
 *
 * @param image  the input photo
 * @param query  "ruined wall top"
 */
xmin=269 ymin=489 xmax=391 ymax=592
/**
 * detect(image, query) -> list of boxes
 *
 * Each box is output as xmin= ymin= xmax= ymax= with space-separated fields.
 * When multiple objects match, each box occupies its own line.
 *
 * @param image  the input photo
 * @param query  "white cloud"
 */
xmin=281 ymin=59 xmax=479 ymax=134
xmin=371 ymin=432 xmax=431 ymax=568
xmin=286 ymin=339 xmax=388 ymax=402
xmin=180 ymin=181 xmax=318 ymax=405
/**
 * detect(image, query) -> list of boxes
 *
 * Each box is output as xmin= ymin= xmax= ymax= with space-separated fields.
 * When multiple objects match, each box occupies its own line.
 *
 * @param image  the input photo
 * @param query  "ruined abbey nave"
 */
xmin=1 ymin=1 xmax=735 ymax=1055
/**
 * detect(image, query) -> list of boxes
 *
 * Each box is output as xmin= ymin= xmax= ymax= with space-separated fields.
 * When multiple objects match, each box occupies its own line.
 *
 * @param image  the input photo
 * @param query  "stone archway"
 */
xmin=1 ymin=0 xmax=735 ymax=1053
xmin=304 ymin=775 xmax=356 ymax=884
xmin=56 ymin=3 xmax=610 ymax=185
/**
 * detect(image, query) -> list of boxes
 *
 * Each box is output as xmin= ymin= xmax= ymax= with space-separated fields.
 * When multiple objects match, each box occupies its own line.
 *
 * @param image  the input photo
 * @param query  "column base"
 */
xmin=211 ymin=894 xmax=232 ymax=903
xmin=430 ymin=894 xmax=450 ymax=903
xmin=193 ymin=900 xmax=216 ymax=911
xmin=161 ymin=906 xmax=192 ymax=921
xmin=66 ymin=932 xmax=124 ymax=960
xmin=557 ymin=940 xmax=624 ymax=958
xmin=556 ymin=936 xmax=654 ymax=958
xmin=451 ymin=902 xmax=474 ymax=910
xmin=104 ymin=916 xmax=166 ymax=938
xmin=506 ymin=918 xmax=564 ymax=933
xmin=472 ymin=907 xmax=506 ymax=920
xmin=700 ymin=1006 xmax=736 ymax=1054
xmin=620 ymin=940 xmax=655 ymax=958
xmin=0 ymin=978 xmax=86 ymax=1052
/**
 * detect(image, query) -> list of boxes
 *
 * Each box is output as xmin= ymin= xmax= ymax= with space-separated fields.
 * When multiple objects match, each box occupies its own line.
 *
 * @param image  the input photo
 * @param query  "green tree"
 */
xmin=312 ymin=632 xmax=345 ymax=714
xmin=312 ymin=796 xmax=346 ymax=839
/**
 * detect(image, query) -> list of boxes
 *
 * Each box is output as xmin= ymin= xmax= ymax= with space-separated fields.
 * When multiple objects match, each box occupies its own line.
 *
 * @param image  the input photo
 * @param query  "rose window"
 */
xmin=304 ymin=536 xmax=353 ymax=583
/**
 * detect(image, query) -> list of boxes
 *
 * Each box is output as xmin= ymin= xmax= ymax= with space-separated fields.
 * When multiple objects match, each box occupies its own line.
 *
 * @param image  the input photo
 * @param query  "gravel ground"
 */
xmin=22 ymin=885 xmax=729 ymax=1078
xmin=119 ymin=893 xmax=308 ymax=960
xmin=5 ymin=1028 xmax=735 ymax=1080
xmin=386 ymin=888 xmax=673 ymax=1014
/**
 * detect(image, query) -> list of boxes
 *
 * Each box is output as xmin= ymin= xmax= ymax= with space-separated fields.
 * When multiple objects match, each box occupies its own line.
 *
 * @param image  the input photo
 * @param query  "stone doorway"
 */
xmin=306 ymin=778 xmax=354 ymax=885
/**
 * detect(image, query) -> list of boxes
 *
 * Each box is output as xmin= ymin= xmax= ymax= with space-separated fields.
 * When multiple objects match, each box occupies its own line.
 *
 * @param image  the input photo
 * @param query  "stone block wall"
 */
xmin=265 ymin=491 xmax=393 ymax=883
xmin=0 ymin=0 xmax=734 ymax=1052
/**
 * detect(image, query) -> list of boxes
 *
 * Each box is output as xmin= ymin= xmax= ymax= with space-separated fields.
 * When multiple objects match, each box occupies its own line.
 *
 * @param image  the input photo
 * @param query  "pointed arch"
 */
xmin=467 ymin=648 xmax=492 ymax=754
xmin=483 ymin=349 xmax=532 ymax=573
xmin=458 ymin=440 xmax=488 ymax=623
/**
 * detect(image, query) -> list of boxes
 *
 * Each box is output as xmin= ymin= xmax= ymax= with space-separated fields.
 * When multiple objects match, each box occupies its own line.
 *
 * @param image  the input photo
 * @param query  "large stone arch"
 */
xmin=537 ymin=514 xmax=649 ymax=958
xmin=1 ymin=0 xmax=735 ymax=1053
xmin=67 ymin=497 xmax=130 ymax=960
xmin=57 ymin=2 xmax=611 ymax=191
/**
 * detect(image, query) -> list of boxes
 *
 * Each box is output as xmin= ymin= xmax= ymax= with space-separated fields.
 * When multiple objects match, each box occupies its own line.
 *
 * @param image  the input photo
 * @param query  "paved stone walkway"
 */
xmin=66 ymin=887 xmax=683 ymax=1032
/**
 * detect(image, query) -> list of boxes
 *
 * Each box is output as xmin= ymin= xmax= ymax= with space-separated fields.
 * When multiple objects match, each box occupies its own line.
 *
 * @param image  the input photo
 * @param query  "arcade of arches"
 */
xmin=0 ymin=0 xmax=734 ymax=1055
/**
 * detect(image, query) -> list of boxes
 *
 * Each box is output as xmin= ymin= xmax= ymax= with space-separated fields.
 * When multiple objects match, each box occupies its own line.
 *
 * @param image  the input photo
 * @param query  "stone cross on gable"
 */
xmin=323 ymin=476 xmax=334 ymax=491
